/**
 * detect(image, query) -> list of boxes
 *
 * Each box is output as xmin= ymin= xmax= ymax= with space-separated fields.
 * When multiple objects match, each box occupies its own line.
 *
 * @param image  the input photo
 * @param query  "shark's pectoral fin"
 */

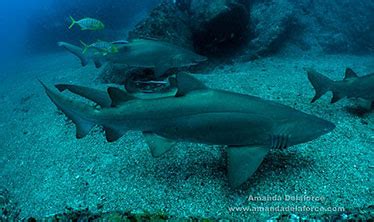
xmin=227 ymin=145 xmax=270 ymax=188
xmin=357 ymin=98 xmax=373 ymax=110
xmin=55 ymin=84 xmax=112 ymax=108
xmin=143 ymin=132 xmax=176 ymax=157
xmin=107 ymin=87 xmax=136 ymax=107
xmin=104 ymin=127 xmax=126 ymax=142
xmin=331 ymin=92 xmax=344 ymax=103
xmin=154 ymin=64 xmax=169 ymax=78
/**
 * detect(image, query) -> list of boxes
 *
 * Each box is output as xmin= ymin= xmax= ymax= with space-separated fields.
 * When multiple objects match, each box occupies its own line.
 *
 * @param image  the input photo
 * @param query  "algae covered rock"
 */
xmin=249 ymin=0 xmax=297 ymax=55
xmin=129 ymin=0 xmax=251 ymax=56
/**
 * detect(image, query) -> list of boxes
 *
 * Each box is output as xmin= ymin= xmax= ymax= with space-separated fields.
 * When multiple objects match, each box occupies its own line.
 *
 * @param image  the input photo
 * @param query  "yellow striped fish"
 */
xmin=68 ymin=16 xmax=104 ymax=31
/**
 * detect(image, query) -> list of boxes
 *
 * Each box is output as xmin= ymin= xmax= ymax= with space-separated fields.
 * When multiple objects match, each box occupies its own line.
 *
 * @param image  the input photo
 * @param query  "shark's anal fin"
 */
xmin=227 ymin=145 xmax=270 ymax=188
xmin=331 ymin=92 xmax=344 ymax=103
xmin=107 ymin=87 xmax=135 ymax=107
xmin=104 ymin=127 xmax=126 ymax=142
xmin=74 ymin=118 xmax=95 ymax=139
xmin=175 ymin=73 xmax=207 ymax=97
xmin=143 ymin=132 xmax=176 ymax=157
xmin=344 ymin=68 xmax=358 ymax=79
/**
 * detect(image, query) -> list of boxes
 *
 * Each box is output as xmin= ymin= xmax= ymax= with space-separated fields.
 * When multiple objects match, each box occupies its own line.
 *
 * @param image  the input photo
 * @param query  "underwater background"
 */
xmin=0 ymin=0 xmax=373 ymax=221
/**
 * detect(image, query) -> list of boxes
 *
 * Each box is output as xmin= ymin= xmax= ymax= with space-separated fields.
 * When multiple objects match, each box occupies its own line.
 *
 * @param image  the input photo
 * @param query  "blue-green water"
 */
xmin=0 ymin=0 xmax=373 ymax=221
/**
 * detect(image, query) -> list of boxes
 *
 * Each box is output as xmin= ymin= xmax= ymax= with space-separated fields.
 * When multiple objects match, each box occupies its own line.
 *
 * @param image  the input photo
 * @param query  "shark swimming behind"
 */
xmin=306 ymin=68 xmax=374 ymax=109
xmin=59 ymin=39 xmax=208 ymax=77
xmin=40 ymin=73 xmax=335 ymax=188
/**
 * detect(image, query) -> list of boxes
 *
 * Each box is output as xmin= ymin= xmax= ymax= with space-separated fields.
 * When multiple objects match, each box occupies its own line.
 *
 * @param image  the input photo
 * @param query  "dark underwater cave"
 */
xmin=191 ymin=3 xmax=250 ymax=57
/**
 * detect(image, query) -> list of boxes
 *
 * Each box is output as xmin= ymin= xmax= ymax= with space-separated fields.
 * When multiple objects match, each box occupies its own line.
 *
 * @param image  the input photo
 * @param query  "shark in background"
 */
xmin=40 ymin=73 xmax=335 ymax=188
xmin=58 ymin=38 xmax=208 ymax=78
xmin=306 ymin=68 xmax=374 ymax=110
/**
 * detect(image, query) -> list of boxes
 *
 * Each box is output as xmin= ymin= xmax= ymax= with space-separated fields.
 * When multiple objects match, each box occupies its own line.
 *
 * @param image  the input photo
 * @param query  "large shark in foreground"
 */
xmin=41 ymin=74 xmax=335 ymax=188
xmin=59 ymin=39 xmax=207 ymax=77
xmin=306 ymin=68 xmax=374 ymax=109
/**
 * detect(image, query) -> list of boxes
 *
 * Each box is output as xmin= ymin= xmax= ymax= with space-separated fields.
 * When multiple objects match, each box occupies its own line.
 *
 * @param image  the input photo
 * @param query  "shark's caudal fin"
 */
xmin=40 ymin=80 xmax=96 ymax=139
xmin=58 ymin=42 xmax=88 ymax=67
xmin=306 ymin=68 xmax=334 ymax=103
xmin=55 ymin=84 xmax=112 ymax=108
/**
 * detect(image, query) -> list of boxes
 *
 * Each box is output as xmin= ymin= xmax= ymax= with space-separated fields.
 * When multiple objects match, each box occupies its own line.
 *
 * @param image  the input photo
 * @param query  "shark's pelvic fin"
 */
xmin=175 ymin=73 xmax=207 ymax=97
xmin=344 ymin=68 xmax=359 ymax=80
xmin=55 ymin=84 xmax=112 ymax=108
xmin=107 ymin=87 xmax=136 ymax=107
xmin=143 ymin=132 xmax=176 ymax=157
xmin=227 ymin=145 xmax=270 ymax=188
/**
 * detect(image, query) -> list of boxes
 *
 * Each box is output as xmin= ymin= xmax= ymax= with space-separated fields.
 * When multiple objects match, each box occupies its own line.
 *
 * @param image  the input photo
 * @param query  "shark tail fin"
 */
xmin=306 ymin=68 xmax=334 ymax=103
xmin=69 ymin=16 xmax=76 ymax=29
xmin=57 ymin=41 xmax=88 ymax=67
xmin=40 ymin=80 xmax=96 ymax=139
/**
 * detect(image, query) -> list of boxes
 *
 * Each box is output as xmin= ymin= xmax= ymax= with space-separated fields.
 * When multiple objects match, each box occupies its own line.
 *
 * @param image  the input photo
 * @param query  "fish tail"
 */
xmin=39 ymin=80 xmax=97 ymax=139
xmin=68 ymin=16 xmax=76 ymax=29
xmin=80 ymin=40 xmax=89 ymax=54
xmin=305 ymin=68 xmax=334 ymax=103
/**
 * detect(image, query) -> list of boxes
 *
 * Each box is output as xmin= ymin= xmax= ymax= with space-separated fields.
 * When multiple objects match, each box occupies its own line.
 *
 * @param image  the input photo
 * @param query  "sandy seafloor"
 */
xmin=0 ymin=52 xmax=373 ymax=220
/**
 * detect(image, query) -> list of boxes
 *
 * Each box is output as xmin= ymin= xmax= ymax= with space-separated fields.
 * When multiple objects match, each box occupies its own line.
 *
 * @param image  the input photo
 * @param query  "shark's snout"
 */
xmin=309 ymin=118 xmax=336 ymax=139
xmin=322 ymin=121 xmax=336 ymax=134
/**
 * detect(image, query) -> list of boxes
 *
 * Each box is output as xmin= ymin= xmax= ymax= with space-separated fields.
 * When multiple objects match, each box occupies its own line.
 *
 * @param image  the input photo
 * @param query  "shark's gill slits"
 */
xmin=270 ymin=134 xmax=290 ymax=149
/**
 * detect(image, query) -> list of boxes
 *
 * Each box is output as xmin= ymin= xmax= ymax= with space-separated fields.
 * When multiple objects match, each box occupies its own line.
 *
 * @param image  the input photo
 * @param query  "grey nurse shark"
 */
xmin=58 ymin=38 xmax=207 ymax=77
xmin=40 ymin=73 xmax=335 ymax=188
xmin=306 ymin=68 xmax=374 ymax=109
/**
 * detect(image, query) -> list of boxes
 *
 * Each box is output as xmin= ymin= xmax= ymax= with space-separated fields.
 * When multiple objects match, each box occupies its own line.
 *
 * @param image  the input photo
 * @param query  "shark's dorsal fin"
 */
xmin=107 ymin=87 xmax=135 ymax=107
xmin=175 ymin=73 xmax=207 ymax=97
xmin=344 ymin=68 xmax=358 ymax=80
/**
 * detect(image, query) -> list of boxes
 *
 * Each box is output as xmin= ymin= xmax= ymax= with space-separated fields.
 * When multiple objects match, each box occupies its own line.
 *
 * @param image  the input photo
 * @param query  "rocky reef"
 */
xmin=129 ymin=0 xmax=373 ymax=56
xmin=99 ymin=0 xmax=373 ymax=83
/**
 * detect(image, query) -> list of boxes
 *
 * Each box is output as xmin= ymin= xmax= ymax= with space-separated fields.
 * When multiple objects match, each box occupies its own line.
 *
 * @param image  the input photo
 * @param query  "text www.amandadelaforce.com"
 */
xmin=228 ymin=206 xmax=345 ymax=213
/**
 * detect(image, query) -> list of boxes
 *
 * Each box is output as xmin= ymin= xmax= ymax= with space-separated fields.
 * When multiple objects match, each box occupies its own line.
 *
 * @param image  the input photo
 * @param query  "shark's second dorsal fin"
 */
xmin=344 ymin=68 xmax=358 ymax=79
xmin=175 ymin=73 xmax=207 ymax=97
xmin=107 ymin=87 xmax=135 ymax=107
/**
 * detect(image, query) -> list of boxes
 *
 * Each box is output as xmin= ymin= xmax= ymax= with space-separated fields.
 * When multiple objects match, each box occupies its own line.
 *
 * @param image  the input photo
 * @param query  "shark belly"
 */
xmin=153 ymin=112 xmax=273 ymax=146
